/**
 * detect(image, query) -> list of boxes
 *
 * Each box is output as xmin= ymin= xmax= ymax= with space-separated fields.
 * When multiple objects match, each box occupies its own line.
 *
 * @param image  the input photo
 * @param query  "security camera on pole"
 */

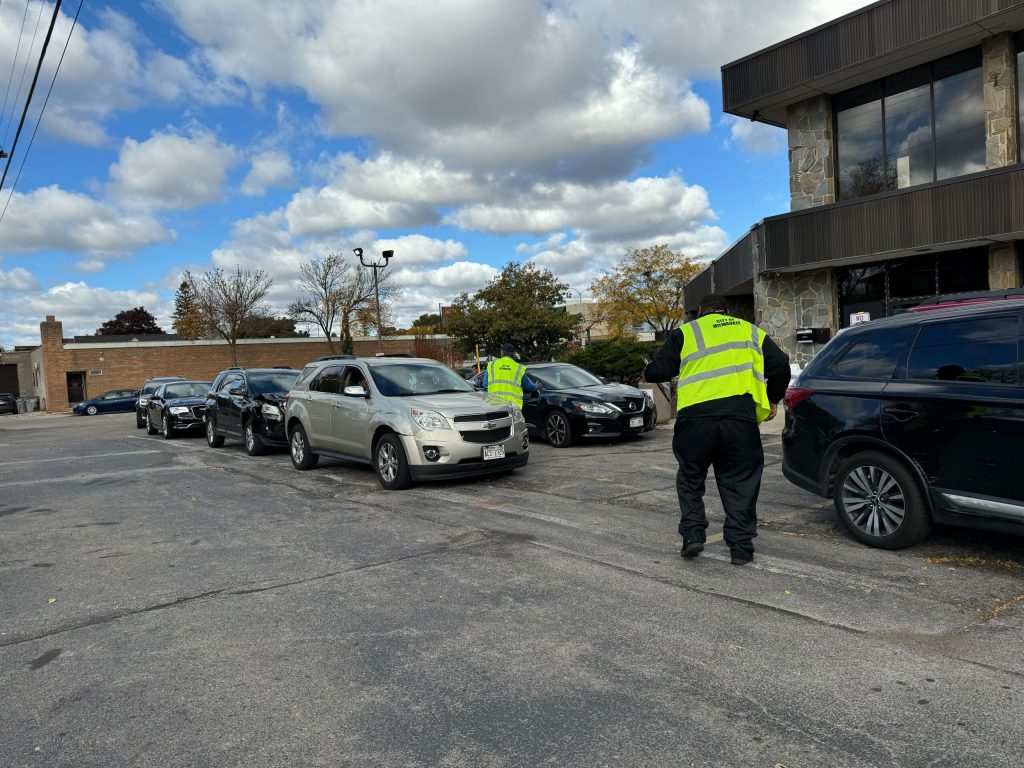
xmin=353 ymin=247 xmax=394 ymax=353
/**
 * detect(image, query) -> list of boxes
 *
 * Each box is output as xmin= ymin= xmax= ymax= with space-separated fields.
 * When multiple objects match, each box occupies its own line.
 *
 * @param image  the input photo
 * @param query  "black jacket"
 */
xmin=644 ymin=314 xmax=791 ymax=421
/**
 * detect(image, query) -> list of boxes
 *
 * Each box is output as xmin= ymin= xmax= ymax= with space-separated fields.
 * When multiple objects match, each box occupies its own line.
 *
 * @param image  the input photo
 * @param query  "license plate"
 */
xmin=629 ymin=416 xmax=643 ymax=428
xmin=483 ymin=444 xmax=505 ymax=461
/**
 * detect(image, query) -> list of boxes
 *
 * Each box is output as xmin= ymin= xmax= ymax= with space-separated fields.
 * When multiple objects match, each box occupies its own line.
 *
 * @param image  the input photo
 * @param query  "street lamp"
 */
xmin=565 ymin=287 xmax=583 ymax=304
xmin=354 ymin=247 xmax=394 ymax=353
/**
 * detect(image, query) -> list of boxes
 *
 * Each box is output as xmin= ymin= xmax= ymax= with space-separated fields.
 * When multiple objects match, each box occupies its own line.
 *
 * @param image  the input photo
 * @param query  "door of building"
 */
xmin=66 ymin=372 xmax=86 ymax=404
xmin=0 ymin=364 xmax=19 ymax=397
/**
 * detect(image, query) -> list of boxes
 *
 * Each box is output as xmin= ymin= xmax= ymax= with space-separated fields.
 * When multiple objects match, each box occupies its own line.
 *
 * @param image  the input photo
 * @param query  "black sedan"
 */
xmin=473 ymin=363 xmax=656 ymax=447
xmin=72 ymin=389 xmax=139 ymax=415
xmin=0 ymin=392 xmax=17 ymax=415
xmin=145 ymin=380 xmax=212 ymax=439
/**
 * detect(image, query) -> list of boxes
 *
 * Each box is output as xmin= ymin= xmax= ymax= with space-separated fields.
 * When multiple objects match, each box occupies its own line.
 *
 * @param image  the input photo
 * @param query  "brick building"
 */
xmin=29 ymin=316 xmax=426 ymax=412
xmin=688 ymin=0 xmax=1024 ymax=363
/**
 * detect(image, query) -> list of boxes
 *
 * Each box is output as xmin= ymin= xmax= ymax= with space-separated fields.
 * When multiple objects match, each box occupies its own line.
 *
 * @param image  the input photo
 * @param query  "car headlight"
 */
xmin=169 ymin=406 xmax=190 ymax=415
xmin=138 ymin=397 xmax=149 ymax=406
xmin=261 ymin=403 xmax=283 ymax=420
xmin=410 ymin=409 xmax=450 ymax=430
xmin=571 ymin=400 xmax=615 ymax=415
xmin=510 ymin=407 xmax=525 ymax=423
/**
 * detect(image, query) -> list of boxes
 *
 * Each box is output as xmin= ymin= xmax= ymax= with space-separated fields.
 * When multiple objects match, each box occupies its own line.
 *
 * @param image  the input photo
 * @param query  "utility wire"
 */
xmin=0 ymin=0 xmax=62 ymax=194
xmin=4 ymin=0 xmax=46 ymax=148
xmin=0 ymin=0 xmax=82 ymax=225
xmin=1 ymin=1 xmax=33 ymax=145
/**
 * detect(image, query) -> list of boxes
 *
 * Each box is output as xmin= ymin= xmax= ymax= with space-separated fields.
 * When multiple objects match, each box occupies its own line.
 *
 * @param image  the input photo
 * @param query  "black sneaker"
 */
xmin=730 ymin=551 xmax=753 ymax=566
xmin=680 ymin=540 xmax=704 ymax=558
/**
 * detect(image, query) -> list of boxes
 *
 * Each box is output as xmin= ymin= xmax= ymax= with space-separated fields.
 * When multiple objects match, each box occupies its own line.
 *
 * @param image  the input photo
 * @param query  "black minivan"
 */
xmin=782 ymin=302 xmax=1023 ymax=549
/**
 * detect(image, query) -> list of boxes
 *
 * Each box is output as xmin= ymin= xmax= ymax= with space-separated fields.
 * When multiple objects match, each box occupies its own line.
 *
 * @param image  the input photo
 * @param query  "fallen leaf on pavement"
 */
xmin=46 ymin=597 xmax=56 ymax=604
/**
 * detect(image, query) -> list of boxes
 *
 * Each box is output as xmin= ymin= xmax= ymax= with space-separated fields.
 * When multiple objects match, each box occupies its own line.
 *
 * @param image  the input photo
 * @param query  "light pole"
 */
xmin=354 ymin=247 xmax=394 ymax=353
xmin=565 ymin=287 xmax=583 ymax=304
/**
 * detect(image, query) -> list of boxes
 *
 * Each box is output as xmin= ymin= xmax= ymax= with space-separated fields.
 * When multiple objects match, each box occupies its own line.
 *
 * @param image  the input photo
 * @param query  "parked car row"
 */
xmin=127 ymin=356 xmax=652 ymax=492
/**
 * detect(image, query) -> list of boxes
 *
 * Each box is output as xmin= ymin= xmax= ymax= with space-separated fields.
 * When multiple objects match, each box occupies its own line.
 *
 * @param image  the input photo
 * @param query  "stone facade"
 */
xmin=983 ymin=33 xmax=1019 ymax=170
xmin=754 ymin=269 xmax=837 ymax=365
xmin=988 ymin=242 xmax=1022 ymax=290
xmin=787 ymin=95 xmax=836 ymax=211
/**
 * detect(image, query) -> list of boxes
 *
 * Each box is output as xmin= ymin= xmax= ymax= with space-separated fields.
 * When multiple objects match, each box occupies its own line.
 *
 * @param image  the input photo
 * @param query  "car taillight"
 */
xmin=784 ymin=386 xmax=814 ymax=411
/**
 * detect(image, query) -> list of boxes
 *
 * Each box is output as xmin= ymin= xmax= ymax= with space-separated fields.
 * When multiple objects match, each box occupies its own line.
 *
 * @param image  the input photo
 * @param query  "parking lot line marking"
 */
xmin=1 ymin=449 xmax=161 ymax=466
xmin=0 ymin=465 xmax=191 ymax=488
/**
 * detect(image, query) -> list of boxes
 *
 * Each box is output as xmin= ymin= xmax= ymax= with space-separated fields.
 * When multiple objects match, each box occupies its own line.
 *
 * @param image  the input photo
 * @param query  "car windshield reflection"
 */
xmin=528 ymin=364 xmax=602 ymax=390
xmin=370 ymin=363 xmax=475 ymax=396
xmin=163 ymin=382 xmax=212 ymax=399
xmin=249 ymin=372 xmax=300 ymax=395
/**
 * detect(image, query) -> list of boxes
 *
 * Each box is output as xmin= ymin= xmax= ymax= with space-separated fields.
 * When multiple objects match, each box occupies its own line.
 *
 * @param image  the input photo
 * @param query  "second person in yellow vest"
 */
xmin=483 ymin=343 xmax=539 ymax=410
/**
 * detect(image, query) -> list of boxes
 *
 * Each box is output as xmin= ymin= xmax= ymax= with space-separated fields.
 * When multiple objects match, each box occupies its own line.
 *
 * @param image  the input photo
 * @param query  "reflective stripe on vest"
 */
xmin=487 ymin=357 xmax=525 ymax=408
xmin=676 ymin=314 xmax=771 ymax=422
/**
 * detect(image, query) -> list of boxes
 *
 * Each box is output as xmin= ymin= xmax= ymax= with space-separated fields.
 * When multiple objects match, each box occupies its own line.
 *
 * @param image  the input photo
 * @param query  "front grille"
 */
xmin=190 ymin=405 xmax=207 ymax=419
xmin=459 ymin=426 xmax=512 ymax=443
xmin=452 ymin=411 xmax=508 ymax=423
xmin=614 ymin=397 xmax=645 ymax=414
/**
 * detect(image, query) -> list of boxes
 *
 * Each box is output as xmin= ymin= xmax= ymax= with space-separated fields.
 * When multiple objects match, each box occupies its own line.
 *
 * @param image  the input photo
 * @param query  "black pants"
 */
xmin=672 ymin=417 xmax=764 ymax=555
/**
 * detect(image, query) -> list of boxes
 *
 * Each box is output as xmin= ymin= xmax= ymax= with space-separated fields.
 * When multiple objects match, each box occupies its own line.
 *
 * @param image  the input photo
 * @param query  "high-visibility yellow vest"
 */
xmin=487 ymin=357 xmax=525 ymax=409
xmin=677 ymin=314 xmax=771 ymax=422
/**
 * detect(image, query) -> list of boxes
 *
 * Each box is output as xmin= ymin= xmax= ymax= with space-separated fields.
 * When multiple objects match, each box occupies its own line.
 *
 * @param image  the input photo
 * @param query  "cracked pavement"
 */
xmin=1 ymin=412 xmax=1023 ymax=767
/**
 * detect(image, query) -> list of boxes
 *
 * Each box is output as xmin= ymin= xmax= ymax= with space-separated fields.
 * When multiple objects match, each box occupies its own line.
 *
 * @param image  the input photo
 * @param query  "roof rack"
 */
xmin=313 ymin=355 xmax=355 ymax=361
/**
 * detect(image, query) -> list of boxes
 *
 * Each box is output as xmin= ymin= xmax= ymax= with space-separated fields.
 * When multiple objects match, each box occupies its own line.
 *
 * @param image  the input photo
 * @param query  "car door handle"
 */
xmin=882 ymin=406 xmax=918 ymax=422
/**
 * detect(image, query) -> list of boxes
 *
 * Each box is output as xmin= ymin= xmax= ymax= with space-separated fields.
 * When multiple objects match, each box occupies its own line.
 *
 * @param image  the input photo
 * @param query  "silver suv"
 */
xmin=284 ymin=357 xmax=529 ymax=490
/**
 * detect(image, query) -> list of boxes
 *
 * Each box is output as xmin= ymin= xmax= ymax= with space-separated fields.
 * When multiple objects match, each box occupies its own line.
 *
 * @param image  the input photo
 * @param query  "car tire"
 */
xmin=206 ymin=415 xmax=224 ymax=448
xmin=136 ymin=411 xmax=145 ymax=429
xmin=833 ymin=450 xmax=931 ymax=549
xmin=85 ymin=405 xmax=98 ymax=416
xmin=162 ymin=413 xmax=175 ymax=440
xmin=544 ymin=410 xmax=574 ymax=448
xmin=289 ymin=424 xmax=319 ymax=470
xmin=374 ymin=433 xmax=412 ymax=490
xmin=146 ymin=412 xmax=159 ymax=435
xmin=244 ymin=418 xmax=266 ymax=456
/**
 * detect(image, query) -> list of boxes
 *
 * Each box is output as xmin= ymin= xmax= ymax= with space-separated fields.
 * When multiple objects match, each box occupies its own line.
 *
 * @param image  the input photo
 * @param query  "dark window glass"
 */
xmin=836 ymin=83 xmax=886 ymax=199
xmin=838 ymin=264 xmax=886 ymax=303
xmin=933 ymin=51 xmax=985 ymax=181
xmin=889 ymin=255 xmax=936 ymax=299
xmin=248 ymin=372 xmax=299 ymax=395
xmin=312 ymin=367 xmax=344 ymax=394
xmin=908 ymin=316 xmax=1019 ymax=384
xmin=833 ymin=327 xmax=914 ymax=379
xmin=219 ymin=375 xmax=242 ymax=392
xmin=937 ymin=249 xmax=989 ymax=294
xmin=342 ymin=367 xmax=369 ymax=391
xmin=884 ymin=66 xmax=933 ymax=189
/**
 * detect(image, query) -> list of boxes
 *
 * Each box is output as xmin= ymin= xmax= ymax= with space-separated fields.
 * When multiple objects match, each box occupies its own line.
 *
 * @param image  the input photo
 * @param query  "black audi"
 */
xmin=475 ymin=362 xmax=656 ymax=447
xmin=145 ymin=380 xmax=213 ymax=439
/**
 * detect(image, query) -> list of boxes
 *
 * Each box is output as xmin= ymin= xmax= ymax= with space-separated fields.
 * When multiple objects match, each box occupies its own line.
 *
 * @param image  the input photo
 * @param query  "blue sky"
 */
xmin=0 ymin=0 xmax=870 ymax=347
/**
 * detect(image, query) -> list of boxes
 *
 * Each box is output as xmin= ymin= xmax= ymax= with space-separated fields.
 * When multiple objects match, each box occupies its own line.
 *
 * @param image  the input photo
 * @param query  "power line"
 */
xmin=0 ymin=1 xmax=33 ymax=143
xmin=0 ymin=0 xmax=62 ymax=194
xmin=3 ymin=0 xmax=46 ymax=148
xmin=0 ymin=0 xmax=82 ymax=226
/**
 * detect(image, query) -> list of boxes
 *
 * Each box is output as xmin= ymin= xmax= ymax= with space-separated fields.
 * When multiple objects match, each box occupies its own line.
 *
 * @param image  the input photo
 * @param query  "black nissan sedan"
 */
xmin=474 ymin=362 xmax=656 ymax=447
xmin=145 ymin=380 xmax=212 ymax=439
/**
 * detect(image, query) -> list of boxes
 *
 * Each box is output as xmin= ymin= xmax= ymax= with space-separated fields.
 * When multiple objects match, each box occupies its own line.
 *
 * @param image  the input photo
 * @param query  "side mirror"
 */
xmin=343 ymin=385 xmax=369 ymax=398
xmin=228 ymin=384 xmax=245 ymax=395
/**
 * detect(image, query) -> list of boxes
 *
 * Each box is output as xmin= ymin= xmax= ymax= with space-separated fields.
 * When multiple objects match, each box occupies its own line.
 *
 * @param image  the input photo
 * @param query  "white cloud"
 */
xmin=109 ymin=129 xmax=240 ymax=209
xmin=448 ymin=175 xmax=721 ymax=242
xmin=0 ymin=267 xmax=40 ymax=291
xmin=371 ymin=235 xmax=467 ymax=266
xmin=284 ymin=185 xmax=437 ymax=236
xmin=391 ymin=262 xmax=498 ymax=291
xmin=240 ymin=150 xmax=296 ymax=196
xmin=160 ymin=0 xmax=711 ymax=174
xmin=0 ymin=185 xmax=173 ymax=257
xmin=0 ymin=281 xmax=172 ymax=348
xmin=725 ymin=116 xmax=786 ymax=155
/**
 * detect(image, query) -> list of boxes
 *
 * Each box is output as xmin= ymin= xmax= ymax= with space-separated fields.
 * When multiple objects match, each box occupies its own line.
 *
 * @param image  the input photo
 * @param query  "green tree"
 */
xmin=562 ymin=338 xmax=659 ymax=385
xmin=96 ymin=307 xmax=164 ymax=336
xmin=591 ymin=244 xmax=702 ymax=335
xmin=444 ymin=262 xmax=579 ymax=360
xmin=171 ymin=281 xmax=208 ymax=340
xmin=238 ymin=312 xmax=308 ymax=338
xmin=410 ymin=311 xmax=442 ymax=333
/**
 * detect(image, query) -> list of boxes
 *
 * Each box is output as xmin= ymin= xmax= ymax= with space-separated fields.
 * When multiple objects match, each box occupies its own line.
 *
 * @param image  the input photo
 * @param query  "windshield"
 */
xmin=249 ymin=371 xmax=299 ymax=395
xmin=370 ymin=363 xmax=475 ymax=396
xmin=164 ymin=382 xmax=212 ymax=399
xmin=142 ymin=380 xmax=174 ymax=395
xmin=528 ymin=365 xmax=602 ymax=390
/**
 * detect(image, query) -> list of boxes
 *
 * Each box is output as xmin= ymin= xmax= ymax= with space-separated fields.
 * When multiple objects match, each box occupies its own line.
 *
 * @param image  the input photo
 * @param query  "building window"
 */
xmin=836 ymin=48 xmax=984 ymax=200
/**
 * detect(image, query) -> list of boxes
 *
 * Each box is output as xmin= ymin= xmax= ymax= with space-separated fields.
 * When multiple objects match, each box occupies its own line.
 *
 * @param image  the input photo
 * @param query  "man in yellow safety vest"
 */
xmin=483 ymin=343 xmax=538 ymax=409
xmin=643 ymin=294 xmax=790 ymax=565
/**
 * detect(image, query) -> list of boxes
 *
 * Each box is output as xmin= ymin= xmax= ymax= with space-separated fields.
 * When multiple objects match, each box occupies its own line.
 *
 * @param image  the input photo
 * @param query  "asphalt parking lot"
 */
xmin=2 ymin=412 xmax=1023 ymax=767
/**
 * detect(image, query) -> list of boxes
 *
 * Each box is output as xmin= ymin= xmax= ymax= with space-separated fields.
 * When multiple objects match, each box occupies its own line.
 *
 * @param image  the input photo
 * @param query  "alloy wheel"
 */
xmin=245 ymin=424 xmax=254 ymax=452
xmin=162 ymin=415 xmax=169 ymax=437
xmin=841 ymin=465 xmax=906 ymax=537
xmin=546 ymin=413 xmax=568 ymax=446
xmin=378 ymin=441 xmax=398 ymax=483
xmin=291 ymin=431 xmax=305 ymax=463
